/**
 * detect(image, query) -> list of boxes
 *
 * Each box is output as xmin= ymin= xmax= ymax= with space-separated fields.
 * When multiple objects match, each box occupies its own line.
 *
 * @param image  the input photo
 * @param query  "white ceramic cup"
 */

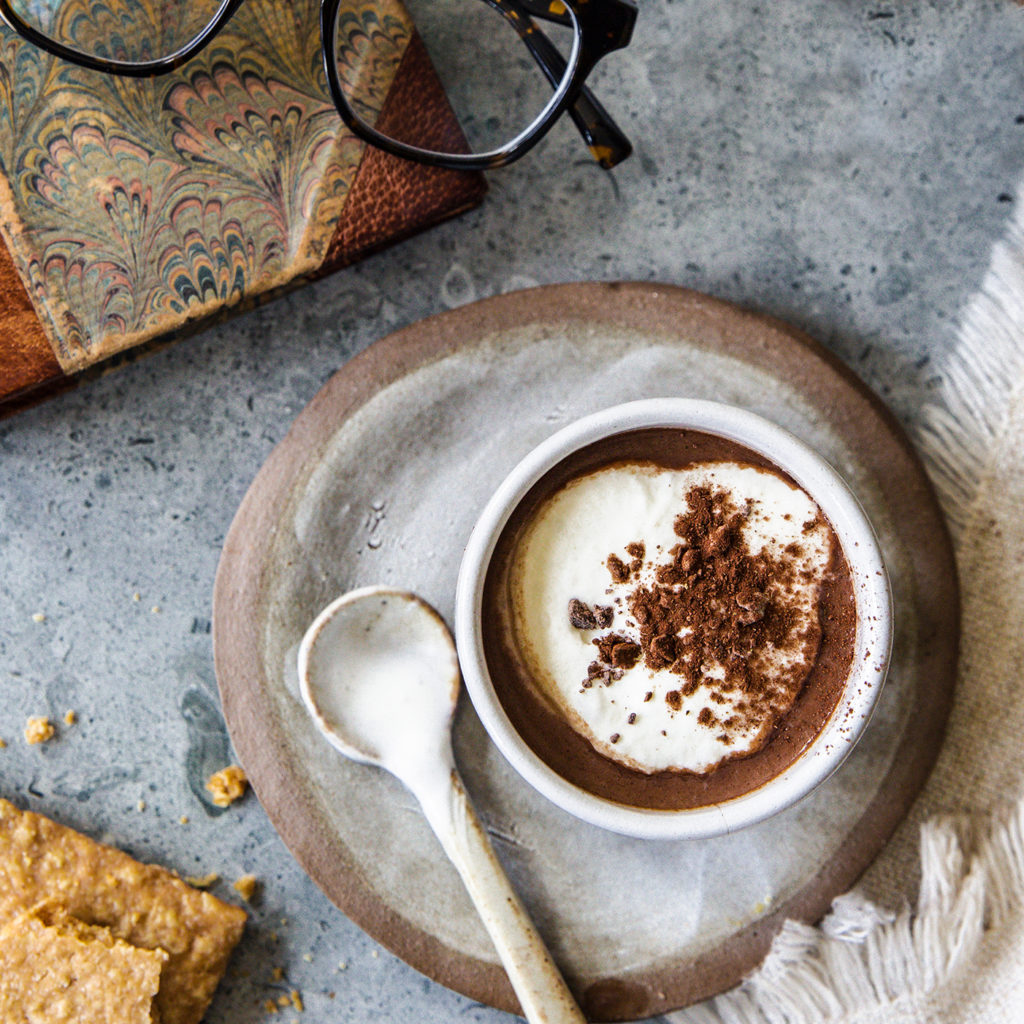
xmin=455 ymin=399 xmax=892 ymax=840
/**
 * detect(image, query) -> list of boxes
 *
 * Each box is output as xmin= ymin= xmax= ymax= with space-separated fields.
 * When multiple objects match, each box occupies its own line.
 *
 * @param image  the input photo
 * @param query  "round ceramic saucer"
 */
xmin=212 ymin=283 xmax=957 ymax=1020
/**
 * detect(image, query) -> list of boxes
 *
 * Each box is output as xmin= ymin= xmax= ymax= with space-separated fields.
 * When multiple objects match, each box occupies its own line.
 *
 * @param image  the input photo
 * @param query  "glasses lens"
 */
xmin=9 ymin=0 xmax=224 ymax=65
xmin=332 ymin=0 xmax=579 ymax=158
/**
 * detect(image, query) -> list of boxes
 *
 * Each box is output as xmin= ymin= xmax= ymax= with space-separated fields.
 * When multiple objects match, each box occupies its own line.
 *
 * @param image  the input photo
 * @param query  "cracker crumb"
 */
xmin=32 ymin=612 xmax=45 ymax=623
xmin=337 ymin=960 xmax=347 ymax=971
xmin=302 ymin=952 xmax=313 ymax=963
xmin=179 ymin=815 xmax=189 ymax=825
xmin=233 ymin=874 xmax=259 ymax=902
xmin=289 ymin=989 xmax=304 ymax=1012
xmin=263 ymin=999 xmax=278 ymax=1013
xmin=276 ymin=994 xmax=291 ymax=1008
xmin=151 ymin=605 xmax=161 ymax=614
xmin=205 ymin=764 xmax=248 ymax=808
xmin=370 ymin=950 xmax=379 ymax=959
xmin=0 ymin=738 xmax=6 ymax=749
xmin=137 ymin=799 xmax=146 ymax=812
xmin=271 ymin=966 xmax=284 ymax=982
xmin=185 ymin=872 xmax=219 ymax=889
xmin=132 ymin=592 xmax=141 ymax=602
xmin=64 ymin=710 xmax=77 ymax=726
xmin=23 ymin=717 xmax=54 ymax=745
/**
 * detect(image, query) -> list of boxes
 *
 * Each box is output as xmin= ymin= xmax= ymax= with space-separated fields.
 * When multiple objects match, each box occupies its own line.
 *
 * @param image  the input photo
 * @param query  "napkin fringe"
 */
xmin=677 ymin=799 xmax=1024 ymax=1024
xmin=915 ymin=196 xmax=1024 ymax=536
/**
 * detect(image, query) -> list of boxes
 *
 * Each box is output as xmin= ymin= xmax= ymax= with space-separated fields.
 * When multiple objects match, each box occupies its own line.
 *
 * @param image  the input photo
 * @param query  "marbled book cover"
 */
xmin=0 ymin=0 xmax=483 ymax=408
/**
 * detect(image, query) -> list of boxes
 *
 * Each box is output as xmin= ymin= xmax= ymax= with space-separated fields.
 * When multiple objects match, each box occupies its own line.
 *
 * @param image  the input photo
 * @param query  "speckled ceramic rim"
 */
xmin=455 ymin=398 xmax=893 ymax=840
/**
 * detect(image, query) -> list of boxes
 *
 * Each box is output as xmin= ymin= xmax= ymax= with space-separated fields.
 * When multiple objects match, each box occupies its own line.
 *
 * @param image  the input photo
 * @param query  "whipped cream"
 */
xmin=509 ymin=461 xmax=836 ymax=775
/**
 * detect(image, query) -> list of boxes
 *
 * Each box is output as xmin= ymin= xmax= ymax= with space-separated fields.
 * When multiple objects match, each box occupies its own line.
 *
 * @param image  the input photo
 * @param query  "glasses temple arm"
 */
xmin=502 ymin=1 xmax=632 ymax=169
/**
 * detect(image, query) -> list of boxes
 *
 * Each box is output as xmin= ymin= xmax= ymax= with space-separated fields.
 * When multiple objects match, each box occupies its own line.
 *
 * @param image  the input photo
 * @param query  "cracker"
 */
xmin=0 ymin=799 xmax=246 ymax=1024
xmin=0 ymin=904 xmax=166 ymax=1023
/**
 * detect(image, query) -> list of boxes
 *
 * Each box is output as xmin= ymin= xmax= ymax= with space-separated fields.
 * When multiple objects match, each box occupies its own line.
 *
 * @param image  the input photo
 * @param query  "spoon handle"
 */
xmin=417 ymin=769 xmax=588 ymax=1024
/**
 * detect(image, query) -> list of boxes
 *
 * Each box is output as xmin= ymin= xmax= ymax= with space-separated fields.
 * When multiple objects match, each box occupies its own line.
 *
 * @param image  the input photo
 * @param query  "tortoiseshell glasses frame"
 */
xmin=0 ymin=0 xmax=637 ymax=170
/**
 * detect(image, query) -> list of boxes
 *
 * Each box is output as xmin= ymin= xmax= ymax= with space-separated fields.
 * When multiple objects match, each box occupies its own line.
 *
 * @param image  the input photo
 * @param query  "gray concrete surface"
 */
xmin=2 ymin=0 xmax=1023 ymax=1020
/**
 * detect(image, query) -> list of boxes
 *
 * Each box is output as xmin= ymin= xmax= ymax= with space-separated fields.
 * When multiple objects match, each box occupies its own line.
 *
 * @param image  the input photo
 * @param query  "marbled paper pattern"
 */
xmin=0 ymin=0 xmax=411 ymax=370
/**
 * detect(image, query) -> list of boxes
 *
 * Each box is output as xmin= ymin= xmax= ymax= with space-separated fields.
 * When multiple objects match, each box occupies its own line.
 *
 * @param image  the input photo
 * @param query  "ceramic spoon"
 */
xmin=297 ymin=586 xmax=587 ymax=1024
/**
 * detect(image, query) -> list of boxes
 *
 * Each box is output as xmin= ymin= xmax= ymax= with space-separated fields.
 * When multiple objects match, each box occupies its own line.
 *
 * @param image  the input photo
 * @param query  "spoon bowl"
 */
xmin=298 ymin=587 xmax=459 ymax=772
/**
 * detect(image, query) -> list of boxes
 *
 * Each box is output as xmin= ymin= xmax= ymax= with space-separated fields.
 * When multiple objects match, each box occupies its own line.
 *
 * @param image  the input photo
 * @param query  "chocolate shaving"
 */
xmin=568 ymin=598 xmax=596 ymax=629
xmin=606 ymin=554 xmax=630 ymax=583
xmin=568 ymin=599 xmax=614 ymax=630
xmin=585 ymin=657 xmax=622 ymax=687
xmin=610 ymin=641 xmax=641 ymax=669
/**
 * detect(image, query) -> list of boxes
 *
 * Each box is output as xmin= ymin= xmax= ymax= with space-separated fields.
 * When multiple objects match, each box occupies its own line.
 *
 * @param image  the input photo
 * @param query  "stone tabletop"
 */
xmin=2 ymin=1 xmax=1022 ymax=1021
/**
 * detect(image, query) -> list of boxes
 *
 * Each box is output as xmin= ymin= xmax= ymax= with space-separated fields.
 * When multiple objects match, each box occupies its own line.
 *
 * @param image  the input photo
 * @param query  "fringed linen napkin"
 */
xmin=676 ymin=191 xmax=1024 ymax=1024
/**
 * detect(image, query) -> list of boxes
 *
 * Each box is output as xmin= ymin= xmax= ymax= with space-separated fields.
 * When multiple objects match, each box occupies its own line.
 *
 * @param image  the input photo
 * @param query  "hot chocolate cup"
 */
xmin=455 ymin=399 xmax=892 ymax=840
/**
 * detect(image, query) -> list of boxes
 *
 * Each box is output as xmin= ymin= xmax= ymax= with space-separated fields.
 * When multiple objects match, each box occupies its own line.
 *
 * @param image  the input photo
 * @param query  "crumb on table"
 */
xmin=205 ymin=765 xmax=249 ymax=808
xmin=64 ymin=710 xmax=77 ymax=726
xmin=24 ymin=717 xmax=54 ymax=745
xmin=233 ymin=874 xmax=258 ymax=902
xmin=184 ymin=873 xmax=219 ymax=889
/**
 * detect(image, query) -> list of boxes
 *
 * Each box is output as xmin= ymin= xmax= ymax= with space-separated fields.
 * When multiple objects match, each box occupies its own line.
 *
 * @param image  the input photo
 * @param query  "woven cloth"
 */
xmin=673 ymin=189 xmax=1024 ymax=1024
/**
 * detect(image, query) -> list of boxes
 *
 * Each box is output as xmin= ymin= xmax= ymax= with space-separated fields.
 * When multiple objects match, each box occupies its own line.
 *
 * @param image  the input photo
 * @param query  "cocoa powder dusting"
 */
xmin=571 ymin=483 xmax=830 ymax=749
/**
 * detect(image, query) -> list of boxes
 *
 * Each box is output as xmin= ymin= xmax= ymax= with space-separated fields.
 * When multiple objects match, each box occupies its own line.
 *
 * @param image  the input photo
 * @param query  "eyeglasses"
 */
xmin=0 ymin=0 xmax=637 ymax=171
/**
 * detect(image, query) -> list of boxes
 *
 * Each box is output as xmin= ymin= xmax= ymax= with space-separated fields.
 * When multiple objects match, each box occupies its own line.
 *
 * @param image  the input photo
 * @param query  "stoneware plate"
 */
xmin=212 ymin=282 xmax=958 ymax=1021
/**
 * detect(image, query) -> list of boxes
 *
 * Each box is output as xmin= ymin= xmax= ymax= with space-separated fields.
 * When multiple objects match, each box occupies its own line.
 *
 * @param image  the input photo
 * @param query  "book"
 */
xmin=0 ymin=0 xmax=485 ymax=414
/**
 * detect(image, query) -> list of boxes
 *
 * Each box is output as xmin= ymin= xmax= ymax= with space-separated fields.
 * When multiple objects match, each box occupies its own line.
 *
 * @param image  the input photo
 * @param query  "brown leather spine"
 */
xmin=0 ymin=238 xmax=65 ymax=414
xmin=322 ymin=32 xmax=487 ymax=271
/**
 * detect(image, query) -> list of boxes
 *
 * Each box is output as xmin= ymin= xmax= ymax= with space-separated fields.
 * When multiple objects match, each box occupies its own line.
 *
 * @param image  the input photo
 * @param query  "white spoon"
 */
xmin=297 ymin=586 xmax=587 ymax=1024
